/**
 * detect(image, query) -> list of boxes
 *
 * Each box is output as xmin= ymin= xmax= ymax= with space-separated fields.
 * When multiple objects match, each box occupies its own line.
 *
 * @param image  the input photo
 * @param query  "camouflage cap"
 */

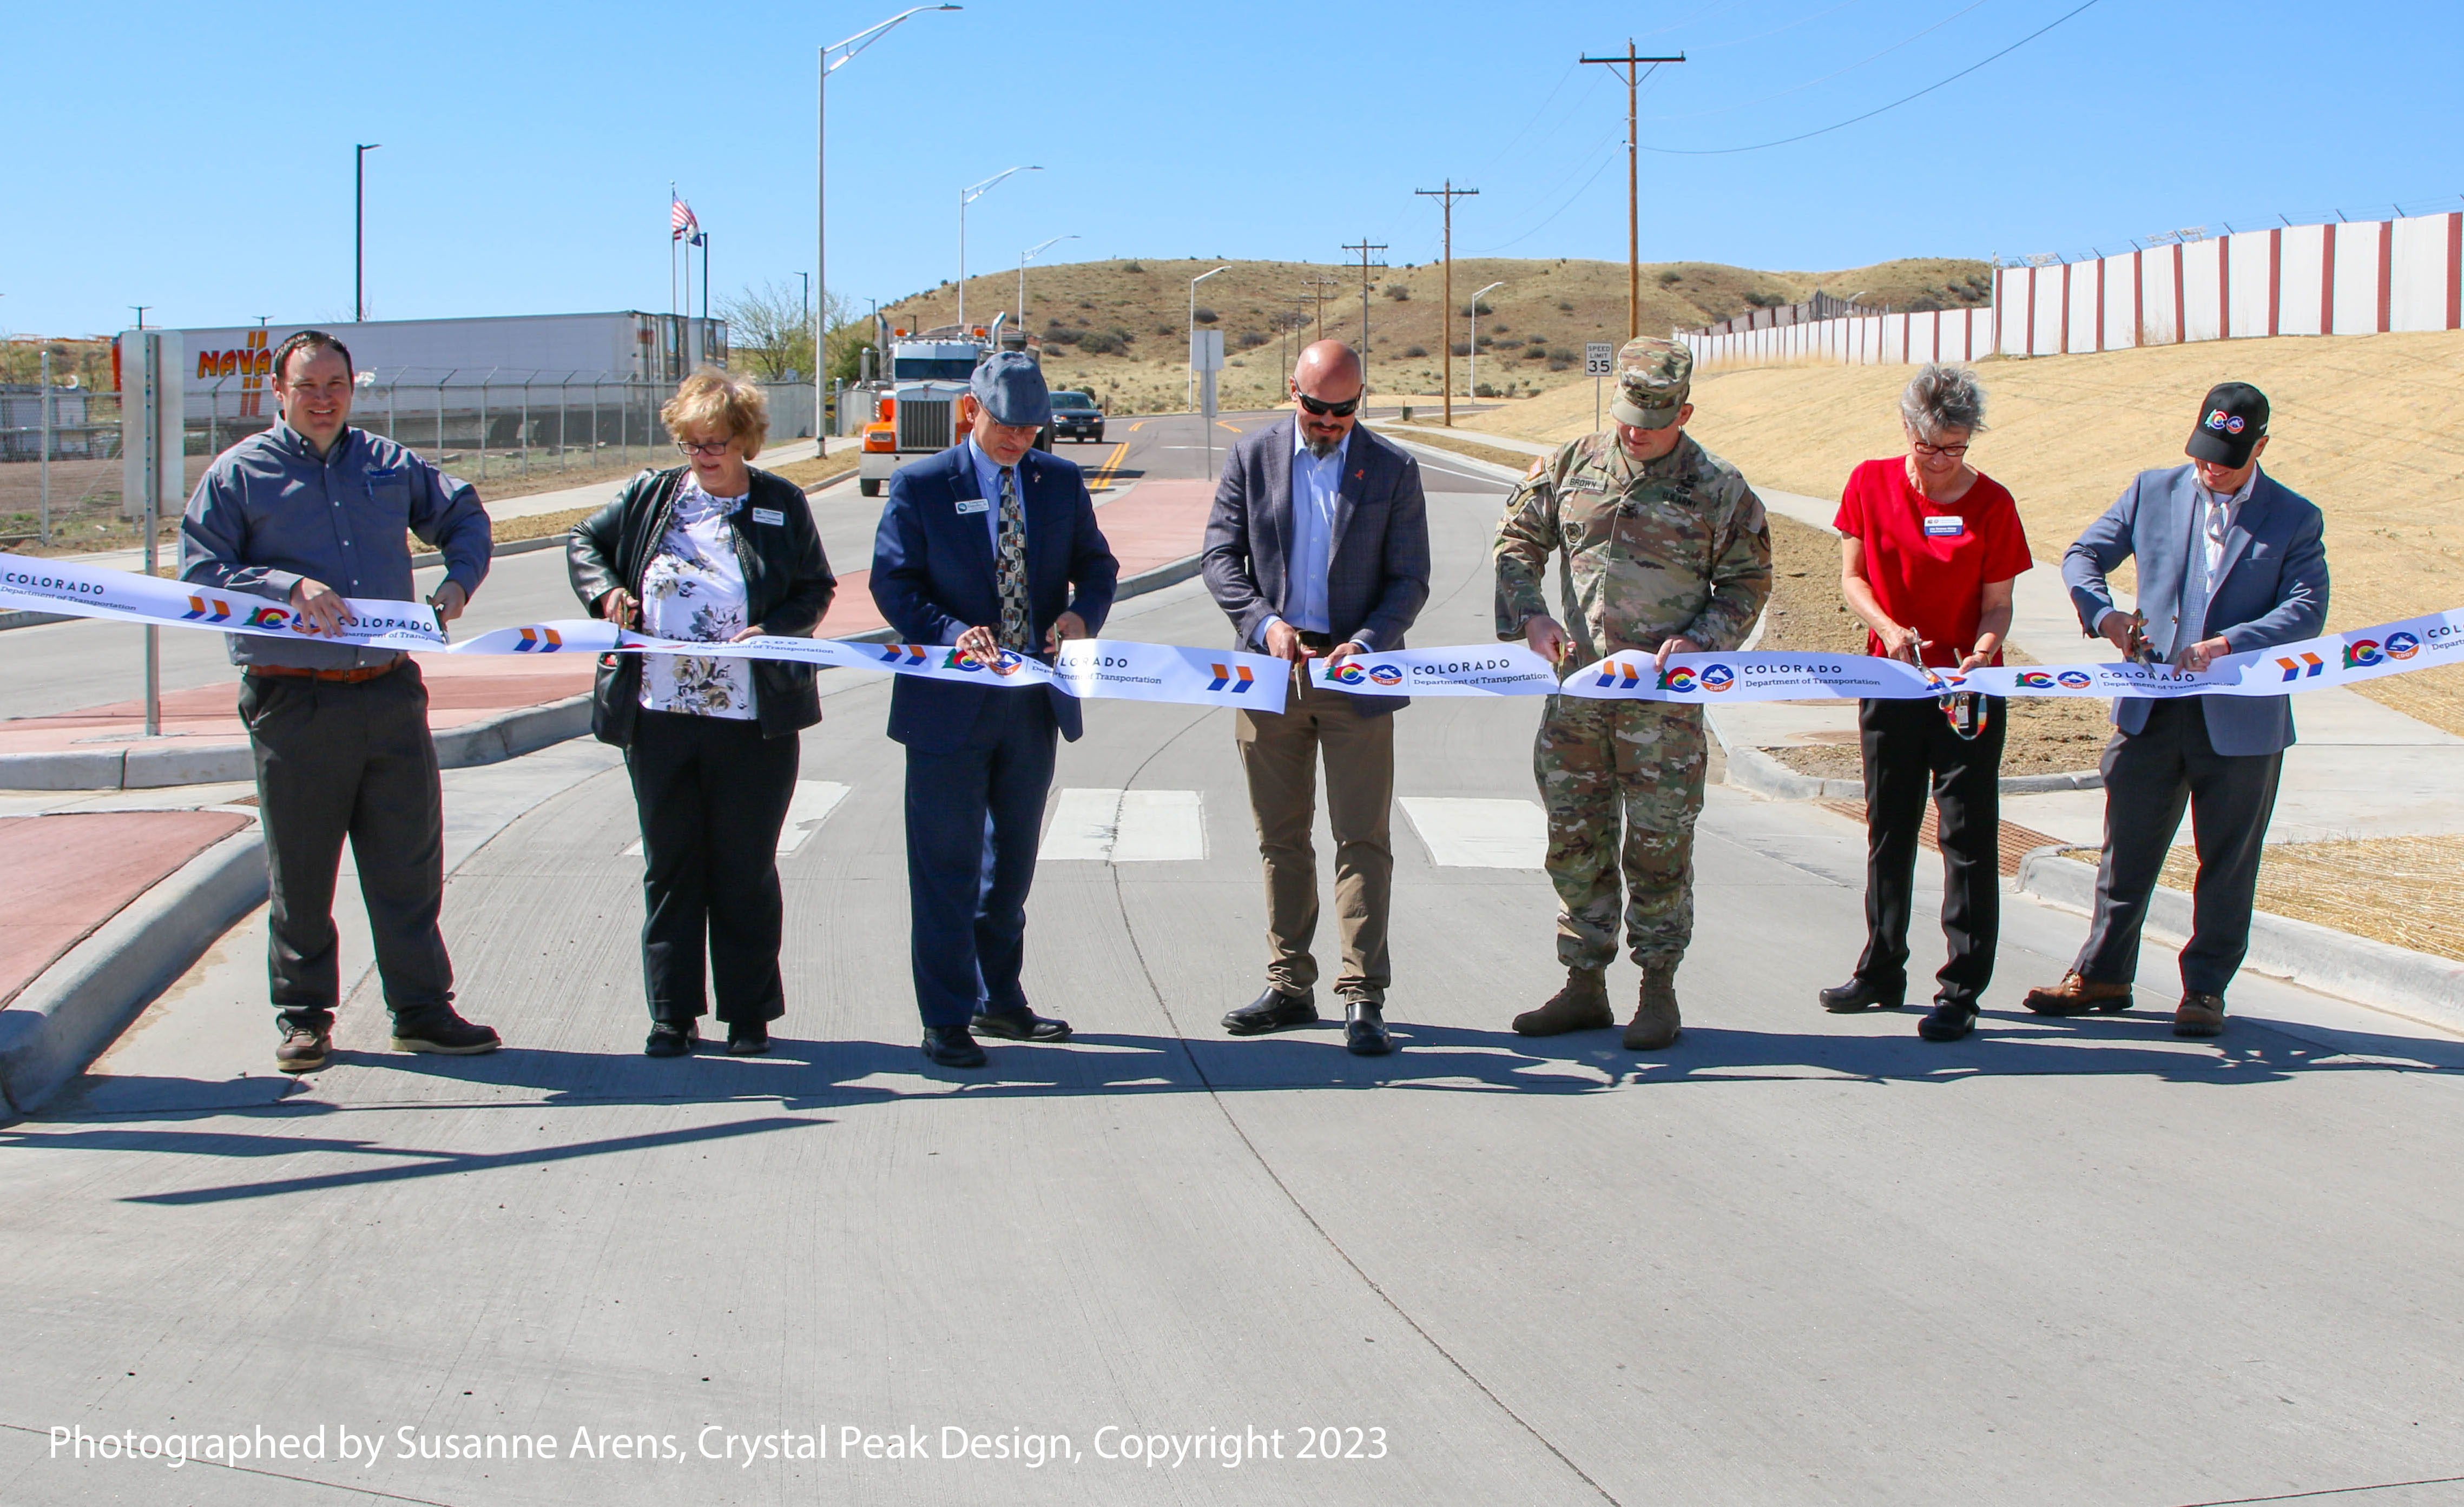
xmin=1611 ymin=336 xmax=1692 ymax=431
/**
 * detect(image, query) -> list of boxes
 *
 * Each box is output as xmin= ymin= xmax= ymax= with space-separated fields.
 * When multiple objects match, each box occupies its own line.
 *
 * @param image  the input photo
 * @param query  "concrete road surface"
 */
xmin=4 ymin=425 xmax=2463 ymax=1506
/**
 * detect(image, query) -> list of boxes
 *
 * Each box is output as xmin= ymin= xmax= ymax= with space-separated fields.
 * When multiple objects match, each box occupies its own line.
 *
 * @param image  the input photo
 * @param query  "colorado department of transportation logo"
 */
xmin=1326 ymin=662 xmax=1369 ymax=685
xmin=2017 ymin=670 xmax=2057 ymax=689
xmin=942 ymin=647 xmax=1026 ymax=676
xmin=2055 ymin=670 xmax=2094 ymax=689
xmin=1698 ymin=664 xmax=1736 ymax=693
xmin=1659 ymin=666 xmax=1700 ymax=693
xmin=2344 ymin=638 xmax=2384 ymax=669
xmin=247 ymin=606 xmax=292 ymax=629
xmin=1366 ymin=664 xmax=1404 ymax=686
xmin=2386 ymin=631 xmax=2421 ymax=659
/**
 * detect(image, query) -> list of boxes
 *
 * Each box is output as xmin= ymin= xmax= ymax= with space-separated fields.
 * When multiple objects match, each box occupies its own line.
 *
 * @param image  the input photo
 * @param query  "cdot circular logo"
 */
xmin=1367 ymin=664 xmax=1404 ymax=686
xmin=1699 ymin=664 xmax=1736 ymax=693
xmin=2055 ymin=670 xmax=2095 ymax=689
xmin=2386 ymin=631 xmax=2421 ymax=660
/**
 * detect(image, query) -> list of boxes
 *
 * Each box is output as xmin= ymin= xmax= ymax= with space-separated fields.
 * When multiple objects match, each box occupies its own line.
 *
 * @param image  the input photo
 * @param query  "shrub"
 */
xmin=1474 ymin=382 xmax=1499 ymax=398
xmin=1556 ymin=299 xmax=1574 ymax=311
xmin=1451 ymin=342 xmax=1471 ymax=357
xmin=1493 ymin=337 xmax=1524 ymax=348
xmin=1907 ymin=295 xmax=1945 ymax=313
xmin=1521 ymin=345 xmax=1547 ymax=360
xmin=1547 ymin=357 xmax=1573 ymax=371
xmin=1235 ymin=329 xmax=1268 ymax=349
xmin=1123 ymin=261 xmax=1144 ymax=273
xmin=1383 ymin=284 xmax=1411 ymax=301
xmin=1078 ymin=330 xmax=1124 ymax=355
xmin=1403 ymin=345 xmax=1427 ymax=358
xmin=1079 ymin=299 xmax=1095 ymax=308
xmin=1658 ymin=270 xmax=1683 ymax=286
xmin=1193 ymin=307 xmax=1218 ymax=323
xmin=1044 ymin=325 xmax=1084 ymax=345
xmin=1459 ymin=301 xmax=1494 ymax=317
xmin=1743 ymin=290 xmax=1786 ymax=309
xmin=1155 ymin=323 xmax=1177 ymax=336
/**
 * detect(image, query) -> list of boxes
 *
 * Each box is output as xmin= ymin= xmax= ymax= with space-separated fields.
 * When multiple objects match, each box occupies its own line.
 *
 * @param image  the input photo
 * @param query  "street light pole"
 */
xmin=354 ymin=143 xmax=380 ymax=322
xmin=959 ymin=166 xmax=1039 ymax=333
xmin=820 ymin=7 xmax=961 ymax=455
xmin=1468 ymin=280 xmax=1504 ymax=404
xmin=1187 ymin=265 xmax=1228 ymax=412
xmin=1018 ymin=233 xmax=1078 ymax=328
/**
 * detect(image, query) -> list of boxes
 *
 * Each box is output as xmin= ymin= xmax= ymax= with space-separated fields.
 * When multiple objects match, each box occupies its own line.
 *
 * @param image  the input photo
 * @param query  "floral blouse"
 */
xmin=637 ymin=478 xmax=755 ymax=719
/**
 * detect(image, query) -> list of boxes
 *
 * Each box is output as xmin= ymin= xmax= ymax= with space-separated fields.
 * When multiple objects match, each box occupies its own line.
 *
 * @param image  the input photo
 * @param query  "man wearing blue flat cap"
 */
xmin=872 ymin=350 xmax=1120 ymax=1068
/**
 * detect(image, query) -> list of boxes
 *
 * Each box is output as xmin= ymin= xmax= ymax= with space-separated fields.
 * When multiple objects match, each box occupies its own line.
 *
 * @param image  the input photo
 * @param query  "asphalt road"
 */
xmin=5 ymin=426 xmax=2464 ymax=1505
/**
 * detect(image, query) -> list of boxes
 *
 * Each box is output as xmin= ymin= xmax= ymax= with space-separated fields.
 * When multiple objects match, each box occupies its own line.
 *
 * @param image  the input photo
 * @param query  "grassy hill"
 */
xmin=1456 ymin=330 xmax=2464 ymax=733
xmin=879 ymin=255 xmax=1990 ymax=415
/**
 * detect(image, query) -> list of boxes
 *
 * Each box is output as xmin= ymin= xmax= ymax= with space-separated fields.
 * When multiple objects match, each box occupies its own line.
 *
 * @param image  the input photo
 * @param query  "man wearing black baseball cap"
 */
xmin=2029 ymin=382 xmax=2328 ymax=1038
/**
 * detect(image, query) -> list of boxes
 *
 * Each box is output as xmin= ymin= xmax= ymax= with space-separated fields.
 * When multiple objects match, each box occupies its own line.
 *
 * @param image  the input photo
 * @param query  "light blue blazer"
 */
xmin=2062 ymin=464 xmax=2328 ymax=757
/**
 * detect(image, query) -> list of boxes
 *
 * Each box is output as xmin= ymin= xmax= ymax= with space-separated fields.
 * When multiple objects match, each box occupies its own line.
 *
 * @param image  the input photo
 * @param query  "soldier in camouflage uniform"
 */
xmin=1492 ymin=338 xmax=1772 ymax=1050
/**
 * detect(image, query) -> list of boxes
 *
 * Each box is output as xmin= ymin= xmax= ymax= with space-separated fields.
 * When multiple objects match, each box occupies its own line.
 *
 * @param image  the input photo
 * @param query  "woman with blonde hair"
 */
xmin=1818 ymin=363 xmax=2032 ymax=1043
xmin=569 ymin=369 xmax=836 ymax=1056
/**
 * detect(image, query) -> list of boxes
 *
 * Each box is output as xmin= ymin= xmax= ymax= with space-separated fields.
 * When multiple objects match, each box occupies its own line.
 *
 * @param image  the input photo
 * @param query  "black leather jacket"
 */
xmin=566 ymin=466 xmax=835 ymax=745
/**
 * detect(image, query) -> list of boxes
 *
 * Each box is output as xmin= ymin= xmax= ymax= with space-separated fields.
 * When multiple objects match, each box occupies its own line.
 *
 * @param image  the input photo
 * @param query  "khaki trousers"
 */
xmin=1234 ymin=674 xmax=1394 ymax=1003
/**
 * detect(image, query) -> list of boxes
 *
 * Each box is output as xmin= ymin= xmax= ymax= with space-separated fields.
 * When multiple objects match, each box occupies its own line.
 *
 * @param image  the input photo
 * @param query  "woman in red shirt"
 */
xmin=1819 ymin=364 xmax=2032 ymax=1042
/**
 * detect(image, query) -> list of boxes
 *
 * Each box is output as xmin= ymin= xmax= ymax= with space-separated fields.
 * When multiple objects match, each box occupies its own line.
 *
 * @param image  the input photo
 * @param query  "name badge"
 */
xmin=956 ymin=498 xmax=990 ymax=515
xmin=1923 ymin=515 xmax=1965 ymax=538
xmin=752 ymin=507 xmax=784 ymax=526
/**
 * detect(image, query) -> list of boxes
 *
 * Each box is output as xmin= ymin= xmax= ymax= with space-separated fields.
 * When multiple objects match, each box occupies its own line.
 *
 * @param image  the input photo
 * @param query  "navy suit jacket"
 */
xmin=871 ymin=443 xmax=1120 ymax=751
xmin=2063 ymin=464 xmax=2329 ymax=757
xmin=1200 ymin=418 xmax=1432 ymax=717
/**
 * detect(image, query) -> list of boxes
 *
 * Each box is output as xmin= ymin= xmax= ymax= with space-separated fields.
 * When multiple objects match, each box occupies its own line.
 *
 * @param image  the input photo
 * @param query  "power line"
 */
xmin=1645 ymin=0 xmax=1994 ymax=123
xmin=1643 ymin=0 xmax=2105 ymax=156
xmin=1580 ymin=44 xmax=1686 ymax=338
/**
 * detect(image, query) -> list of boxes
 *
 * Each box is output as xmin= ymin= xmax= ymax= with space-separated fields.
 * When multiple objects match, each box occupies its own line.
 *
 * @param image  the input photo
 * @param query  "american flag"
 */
xmin=670 ymin=199 xmax=699 ymax=240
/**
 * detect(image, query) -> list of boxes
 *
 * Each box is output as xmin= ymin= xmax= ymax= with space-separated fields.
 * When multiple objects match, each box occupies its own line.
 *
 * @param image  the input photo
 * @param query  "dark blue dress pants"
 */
xmin=902 ymin=691 xmax=1058 ymax=1028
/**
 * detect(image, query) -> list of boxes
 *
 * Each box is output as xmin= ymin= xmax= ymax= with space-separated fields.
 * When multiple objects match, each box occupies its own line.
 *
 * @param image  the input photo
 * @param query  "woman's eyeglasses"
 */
xmin=1910 ymin=440 xmax=1969 ymax=459
xmin=674 ymin=438 xmax=733 ymax=458
xmin=1296 ymin=392 xmax=1361 ymax=418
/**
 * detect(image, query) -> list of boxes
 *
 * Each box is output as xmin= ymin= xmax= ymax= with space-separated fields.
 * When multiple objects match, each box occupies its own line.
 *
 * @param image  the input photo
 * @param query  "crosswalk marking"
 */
xmin=1400 ymin=796 xmax=1547 ymax=869
xmin=620 ymin=781 xmax=853 ymax=858
xmin=1041 ymin=788 xmax=1207 ymax=863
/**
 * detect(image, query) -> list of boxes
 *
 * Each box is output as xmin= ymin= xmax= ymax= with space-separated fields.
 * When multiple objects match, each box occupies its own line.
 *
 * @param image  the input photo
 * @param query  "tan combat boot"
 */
xmin=1512 ymin=967 xmax=1614 ymax=1036
xmin=1624 ymin=963 xmax=1682 ymax=1051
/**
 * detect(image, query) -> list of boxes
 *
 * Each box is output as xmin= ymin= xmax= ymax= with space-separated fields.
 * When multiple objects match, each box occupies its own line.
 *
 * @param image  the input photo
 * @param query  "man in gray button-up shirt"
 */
xmin=179 ymin=329 xmax=501 ymax=1072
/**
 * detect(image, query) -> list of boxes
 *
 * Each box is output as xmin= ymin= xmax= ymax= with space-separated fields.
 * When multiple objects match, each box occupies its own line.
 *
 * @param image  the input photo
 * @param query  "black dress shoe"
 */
xmin=1223 ymin=987 xmax=1319 ymax=1036
xmin=971 ymin=1006 xmax=1071 ymax=1042
xmin=644 ymin=1022 xmax=698 ymax=1057
xmin=1819 ymin=976 xmax=1903 ymax=1012
xmin=920 ymin=1025 xmax=988 ymax=1068
xmin=725 ymin=1021 xmax=770 ymax=1056
xmin=1917 ymin=1000 xmax=1980 ymax=1042
xmin=1343 ymin=1000 xmax=1393 ymax=1056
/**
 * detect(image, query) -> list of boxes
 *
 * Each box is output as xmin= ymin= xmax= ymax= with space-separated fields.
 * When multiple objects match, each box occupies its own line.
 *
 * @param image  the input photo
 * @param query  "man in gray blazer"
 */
xmin=1202 ymin=340 xmax=1431 ymax=1054
xmin=2026 ymin=382 xmax=2328 ymax=1037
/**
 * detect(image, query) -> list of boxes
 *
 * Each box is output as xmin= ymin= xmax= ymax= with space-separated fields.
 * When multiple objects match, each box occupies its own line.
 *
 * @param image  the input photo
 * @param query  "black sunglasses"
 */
xmin=1295 ymin=392 xmax=1361 ymax=418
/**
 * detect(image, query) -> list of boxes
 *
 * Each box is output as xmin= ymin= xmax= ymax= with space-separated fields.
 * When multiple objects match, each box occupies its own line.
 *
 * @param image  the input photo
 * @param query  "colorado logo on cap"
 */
xmin=2206 ymin=409 xmax=2231 ymax=430
xmin=2226 ymin=415 xmax=2246 ymax=434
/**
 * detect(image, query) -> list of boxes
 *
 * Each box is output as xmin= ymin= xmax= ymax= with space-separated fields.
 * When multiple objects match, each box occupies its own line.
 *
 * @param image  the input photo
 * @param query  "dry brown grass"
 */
xmin=885 ymin=254 xmax=1989 ymax=420
xmin=2057 ymin=834 xmax=2464 ymax=965
xmin=1380 ymin=422 xmax=1547 ymax=473
xmin=1464 ymin=332 xmax=2464 ymax=733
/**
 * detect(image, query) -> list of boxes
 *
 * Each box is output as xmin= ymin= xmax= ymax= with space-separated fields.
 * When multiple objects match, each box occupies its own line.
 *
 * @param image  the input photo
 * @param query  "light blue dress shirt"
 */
xmin=1266 ymin=425 xmax=1348 ymax=639
xmin=962 ymin=437 xmax=1022 ymax=554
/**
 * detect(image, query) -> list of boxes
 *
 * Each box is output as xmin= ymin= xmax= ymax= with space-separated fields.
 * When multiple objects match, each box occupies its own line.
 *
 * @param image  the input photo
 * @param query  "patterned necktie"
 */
xmin=996 ymin=466 xmax=1031 ymax=652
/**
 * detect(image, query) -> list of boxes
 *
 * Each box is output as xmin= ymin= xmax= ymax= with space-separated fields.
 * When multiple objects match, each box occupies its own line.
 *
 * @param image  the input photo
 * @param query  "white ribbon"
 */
xmin=8 ymin=552 xmax=2459 ymax=715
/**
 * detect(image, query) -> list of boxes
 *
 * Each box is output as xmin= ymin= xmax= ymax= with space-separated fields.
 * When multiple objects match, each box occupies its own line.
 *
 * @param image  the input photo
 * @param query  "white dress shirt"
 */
xmin=1264 ymin=425 xmax=1349 ymax=640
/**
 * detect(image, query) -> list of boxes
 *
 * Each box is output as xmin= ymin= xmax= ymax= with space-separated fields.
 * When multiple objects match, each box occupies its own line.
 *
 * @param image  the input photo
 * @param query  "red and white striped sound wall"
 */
xmin=1679 ymin=208 xmax=2464 ymax=372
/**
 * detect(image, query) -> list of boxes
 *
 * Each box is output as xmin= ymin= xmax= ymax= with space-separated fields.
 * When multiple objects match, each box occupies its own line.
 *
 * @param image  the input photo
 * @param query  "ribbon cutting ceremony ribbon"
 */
xmin=6 ymin=553 xmax=2458 ymax=715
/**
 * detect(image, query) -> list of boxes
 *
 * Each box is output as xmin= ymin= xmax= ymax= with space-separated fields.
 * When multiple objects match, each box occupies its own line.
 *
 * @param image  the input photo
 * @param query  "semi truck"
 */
xmin=856 ymin=318 xmax=1046 ymax=498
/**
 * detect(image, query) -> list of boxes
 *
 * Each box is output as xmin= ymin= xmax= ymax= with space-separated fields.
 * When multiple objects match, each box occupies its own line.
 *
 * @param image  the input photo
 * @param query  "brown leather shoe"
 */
xmin=275 ymin=1022 xmax=330 ymax=1074
xmin=1623 ymin=965 xmax=1682 ymax=1052
xmin=2021 ymin=971 xmax=2133 ymax=1016
xmin=2173 ymin=992 xmax=2226 ymax=1038
xmin=1513 ymin=967 xmax=1613 ymax=1036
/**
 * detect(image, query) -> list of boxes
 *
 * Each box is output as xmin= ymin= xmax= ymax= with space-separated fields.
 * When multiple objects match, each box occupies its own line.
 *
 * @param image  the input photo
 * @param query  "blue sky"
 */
xmin=9 ymin=0 xmax=2461 ymax=336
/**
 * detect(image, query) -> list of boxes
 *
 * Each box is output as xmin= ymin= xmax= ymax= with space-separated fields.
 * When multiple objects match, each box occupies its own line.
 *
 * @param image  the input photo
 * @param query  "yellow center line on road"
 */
xmin=1216 ymin=420 xmax=1243 ymax=433
xmin=1088 ymin=442 xmax=1129 ymax=490
xmin=1128 ymin=420 xmax=1146 ymax=432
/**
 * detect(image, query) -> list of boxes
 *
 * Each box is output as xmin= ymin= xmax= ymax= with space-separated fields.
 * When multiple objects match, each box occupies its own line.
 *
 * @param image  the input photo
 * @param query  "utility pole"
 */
xmin=354 ymin=143 xmax=381 ymax=321
xmin=1414 ymin=180 xmax=1478 ymax=426
xmin=1580 ymin=42 xmax=1684 ymax=341
xmin=1341 ymin=237 xmax=1387 ymax=400
xmin=1281 ymin=296 xmax=1312 ymax=388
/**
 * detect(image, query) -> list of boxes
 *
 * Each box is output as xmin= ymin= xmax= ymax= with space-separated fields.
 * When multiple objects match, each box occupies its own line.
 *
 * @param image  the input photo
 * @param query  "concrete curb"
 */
xmin=0 ymin=692 xmax=596 ymax=793
xmin=2015 ymin=847 xmax=2464 ymax=1033
xmin=0 ymin=609 xmax=74 ymax=631
xmin=411 ymin=533 xmax=564 ymax=571
xmin=0 ymin=826 xmax=269 ymax=1119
